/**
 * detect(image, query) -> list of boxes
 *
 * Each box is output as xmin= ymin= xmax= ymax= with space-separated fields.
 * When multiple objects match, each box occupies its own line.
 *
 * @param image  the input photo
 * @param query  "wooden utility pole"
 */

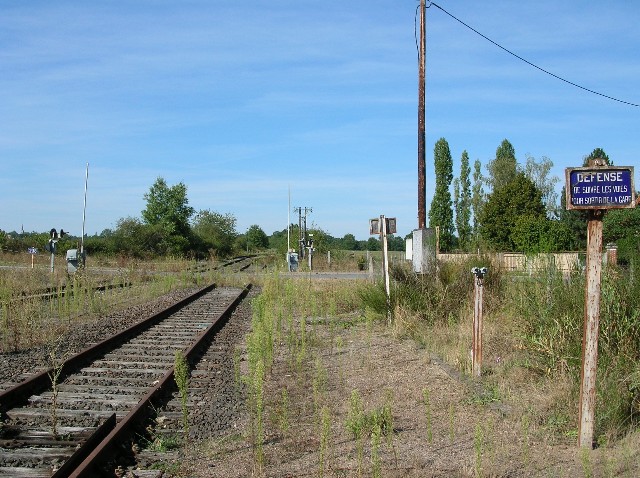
xmin=417 ymin=0 xmax=426 ymax=229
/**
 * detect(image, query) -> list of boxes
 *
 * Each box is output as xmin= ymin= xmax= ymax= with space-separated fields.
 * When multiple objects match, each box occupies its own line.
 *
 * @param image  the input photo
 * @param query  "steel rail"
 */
xmin=67 ymin=283 xmax=252 ymax=478
xmin=0 ymin=283 xmax=251 ymax=477
xmin=0 ymin=282 xmax=215 ymax=414
xmin=1 ymin=281 xmax=133 ymax=307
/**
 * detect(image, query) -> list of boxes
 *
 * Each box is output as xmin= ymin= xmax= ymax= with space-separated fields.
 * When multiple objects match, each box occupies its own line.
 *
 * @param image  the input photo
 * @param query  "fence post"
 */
xmin=471 ymin=267 xmax=487 ymax=377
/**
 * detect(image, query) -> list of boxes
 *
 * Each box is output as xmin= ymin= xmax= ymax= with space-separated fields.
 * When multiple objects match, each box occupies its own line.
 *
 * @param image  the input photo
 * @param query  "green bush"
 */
xmin=376 ymin=257 xmax=501 ymax=326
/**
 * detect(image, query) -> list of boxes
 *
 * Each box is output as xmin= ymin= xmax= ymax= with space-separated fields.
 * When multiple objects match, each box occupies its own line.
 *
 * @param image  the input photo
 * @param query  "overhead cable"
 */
xmin=429 ymin=2 xmax=639 ymax=108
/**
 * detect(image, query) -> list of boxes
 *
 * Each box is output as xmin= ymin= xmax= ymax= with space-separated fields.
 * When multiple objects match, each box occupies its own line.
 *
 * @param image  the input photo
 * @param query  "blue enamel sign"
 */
xmin=565 ymin=167 xmax=635 ymax=210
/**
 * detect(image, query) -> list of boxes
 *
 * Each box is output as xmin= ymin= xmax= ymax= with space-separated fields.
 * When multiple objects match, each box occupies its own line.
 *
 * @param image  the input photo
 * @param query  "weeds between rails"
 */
xmin=0 ymin=256 xmax=249 ymax=353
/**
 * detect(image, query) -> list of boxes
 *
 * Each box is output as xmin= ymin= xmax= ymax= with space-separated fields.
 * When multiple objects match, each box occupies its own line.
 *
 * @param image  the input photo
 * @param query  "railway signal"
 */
xmin=46 ymin=227 xmax=67 ymax=272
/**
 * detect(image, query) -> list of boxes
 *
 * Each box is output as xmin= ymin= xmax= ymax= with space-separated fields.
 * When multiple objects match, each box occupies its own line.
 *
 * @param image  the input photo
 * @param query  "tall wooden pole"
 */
xmin=472 ymin=272 xmax=484 ymax=377
xmin=578 ymin=210 xmax=604 ymax=448
xmin=417 ymin=0 xmax=426 ymax=229
xmin=381 ymin=215 xmax=391 ymax=323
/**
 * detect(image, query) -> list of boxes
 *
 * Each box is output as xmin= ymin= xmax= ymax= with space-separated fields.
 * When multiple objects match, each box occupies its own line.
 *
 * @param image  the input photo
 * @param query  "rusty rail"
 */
xmin=68 ymin=283 xmax=252 ymax=478
xmin=0 ymin=283 xmax=216 ymax=415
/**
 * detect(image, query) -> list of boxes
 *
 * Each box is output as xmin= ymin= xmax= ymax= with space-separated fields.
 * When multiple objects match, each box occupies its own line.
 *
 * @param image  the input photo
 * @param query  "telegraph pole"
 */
xmin=417 ymin=0 xmax=427 ymax=229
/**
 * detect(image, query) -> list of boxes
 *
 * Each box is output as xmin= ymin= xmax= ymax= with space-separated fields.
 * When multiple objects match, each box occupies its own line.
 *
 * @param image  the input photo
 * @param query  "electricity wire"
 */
xmin=428 ymin=1 xmax=639 ymax=108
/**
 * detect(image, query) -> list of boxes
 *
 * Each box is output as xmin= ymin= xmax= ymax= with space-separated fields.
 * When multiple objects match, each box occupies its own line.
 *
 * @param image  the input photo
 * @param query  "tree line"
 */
xmin=2 ymin=144 xmax=637 ymax=262
xmin=428 ymin=138 xmax=639 ymax=264
xmin=0 ymin=177 xmax=406 ymax=260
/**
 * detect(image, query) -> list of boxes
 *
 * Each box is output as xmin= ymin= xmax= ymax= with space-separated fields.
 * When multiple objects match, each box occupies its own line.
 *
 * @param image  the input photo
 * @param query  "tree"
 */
xmin=471 ymin=158 xmax=485 ymax=247
xmin=583 ymin=147 xmax=611 ymax=166
xmin=480 ymin=173 xmax=546 ymax=251
xmin=387 ymin=235 xmax=406 ymax=251
xmin=510 ymin=216 xmax=575 ymax=253
xmin=559 ymin=185 xmax=587 ymax=249
xmin=142 ymin=177 xmax=195 ymax=238
xmin=454 ymin=150 xmax=472 ymax=250
xmin=603 ymin=206 xmax=640 ymax=264
xmin=305 ymin=227 xmax=331 ymax=254
xmin=112 ymin=217 xmax=169 ymax=258
xmin=341 ymin=233 xmax=358 ymax=251
xmin=245 ymin=225 xmax=269 ymax=251
xmin=366 ymin=237 xmax=380 ymax=251
xmin=428 ymin=138 xmax=455 ymax=251
xmin=191 ymin=210 xmax=237 ymax=258
xmin=524 ymin=154 xmax=559 ymax=217
xmin=487 ymin=139 xmax=518 ymax=191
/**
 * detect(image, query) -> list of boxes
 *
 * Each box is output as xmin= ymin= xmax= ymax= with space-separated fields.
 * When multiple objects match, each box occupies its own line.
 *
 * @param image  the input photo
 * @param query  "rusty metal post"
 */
xmin=417 ymin=0 xmax=426 ymax=229
xmin=578 ymin=210 xmax=604 ymax=448
xmin=471 ymin=267 xmax=486 ymax=377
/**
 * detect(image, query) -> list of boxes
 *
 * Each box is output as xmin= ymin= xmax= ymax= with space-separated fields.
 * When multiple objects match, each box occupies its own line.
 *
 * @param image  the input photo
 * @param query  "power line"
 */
xmin=429 ymin=2 xmax=640 ymax=108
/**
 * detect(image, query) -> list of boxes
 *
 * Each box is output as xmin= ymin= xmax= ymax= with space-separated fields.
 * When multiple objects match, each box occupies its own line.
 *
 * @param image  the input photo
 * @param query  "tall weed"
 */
xmin=512 ymin=265 xmax=640 ymax=438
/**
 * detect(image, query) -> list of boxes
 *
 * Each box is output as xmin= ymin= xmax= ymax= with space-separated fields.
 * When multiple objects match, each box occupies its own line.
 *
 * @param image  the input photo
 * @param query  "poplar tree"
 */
xmin=455 ymin=150 xmax=472 ymax=250
xmin=471 ymin=159 xmax=485 ymax=247
xmin=487 ymin=139 xmax=518 ymax=191
xmin=428 ymin=138 xmax=455 ymax=251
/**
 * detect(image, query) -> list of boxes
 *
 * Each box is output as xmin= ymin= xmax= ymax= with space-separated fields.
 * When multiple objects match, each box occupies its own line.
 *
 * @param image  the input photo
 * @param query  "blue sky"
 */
xmin=2 ymin=1 xmax=638 ymax=240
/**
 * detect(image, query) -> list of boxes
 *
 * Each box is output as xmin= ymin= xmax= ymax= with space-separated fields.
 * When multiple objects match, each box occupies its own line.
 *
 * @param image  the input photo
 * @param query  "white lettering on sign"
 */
xmin=575 ymin=171 xmax=624 ymax=183
xmin=573 ymin=195 xmax=633 ymax=206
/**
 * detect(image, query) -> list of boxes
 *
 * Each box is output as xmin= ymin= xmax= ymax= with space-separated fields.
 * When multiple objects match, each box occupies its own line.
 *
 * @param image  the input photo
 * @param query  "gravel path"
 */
xmin=177 ymin=314 xmax=640 ymax=478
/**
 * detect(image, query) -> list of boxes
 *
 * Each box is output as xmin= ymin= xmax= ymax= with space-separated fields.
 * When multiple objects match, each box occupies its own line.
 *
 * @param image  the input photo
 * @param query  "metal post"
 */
xmin=578 ymin=210 xmax=604 ymax=448
xmin=80 ymin=162 xmax=89 ymax=264
xmin=417 ymin=0 xmax=427 ymax=230
xmin=287 ymin=186 xmax=291 ymax=253
xmin=296 ymin=207 xmax=304 ymax=259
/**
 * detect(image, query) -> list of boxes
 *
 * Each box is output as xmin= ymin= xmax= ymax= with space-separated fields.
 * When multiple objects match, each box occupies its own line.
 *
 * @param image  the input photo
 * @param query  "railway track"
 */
xmin=1 ymin=282 xmax=133 ymax=308
xmin=188 ymin=254 xmax=256 ymax=275
xmin=0 ymin=283 xmax=252 ymax=477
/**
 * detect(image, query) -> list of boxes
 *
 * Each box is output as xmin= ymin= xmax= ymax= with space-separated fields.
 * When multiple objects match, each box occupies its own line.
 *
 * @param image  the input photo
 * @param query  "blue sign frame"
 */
xmin=565 ymin=166 xmax=635 ymax=210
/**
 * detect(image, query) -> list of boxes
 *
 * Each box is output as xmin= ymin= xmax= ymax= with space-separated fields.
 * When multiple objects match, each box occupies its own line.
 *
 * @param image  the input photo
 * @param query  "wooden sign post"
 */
xmin=28 ymin=247 xmax=37 ymax=269
xmin=565 ymin=161 xmax=635 ymax=448
xmin=370 ymin=216 xmax=397 ymax=323
xmin=471 ymin=267 xmax=487 ymax=377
